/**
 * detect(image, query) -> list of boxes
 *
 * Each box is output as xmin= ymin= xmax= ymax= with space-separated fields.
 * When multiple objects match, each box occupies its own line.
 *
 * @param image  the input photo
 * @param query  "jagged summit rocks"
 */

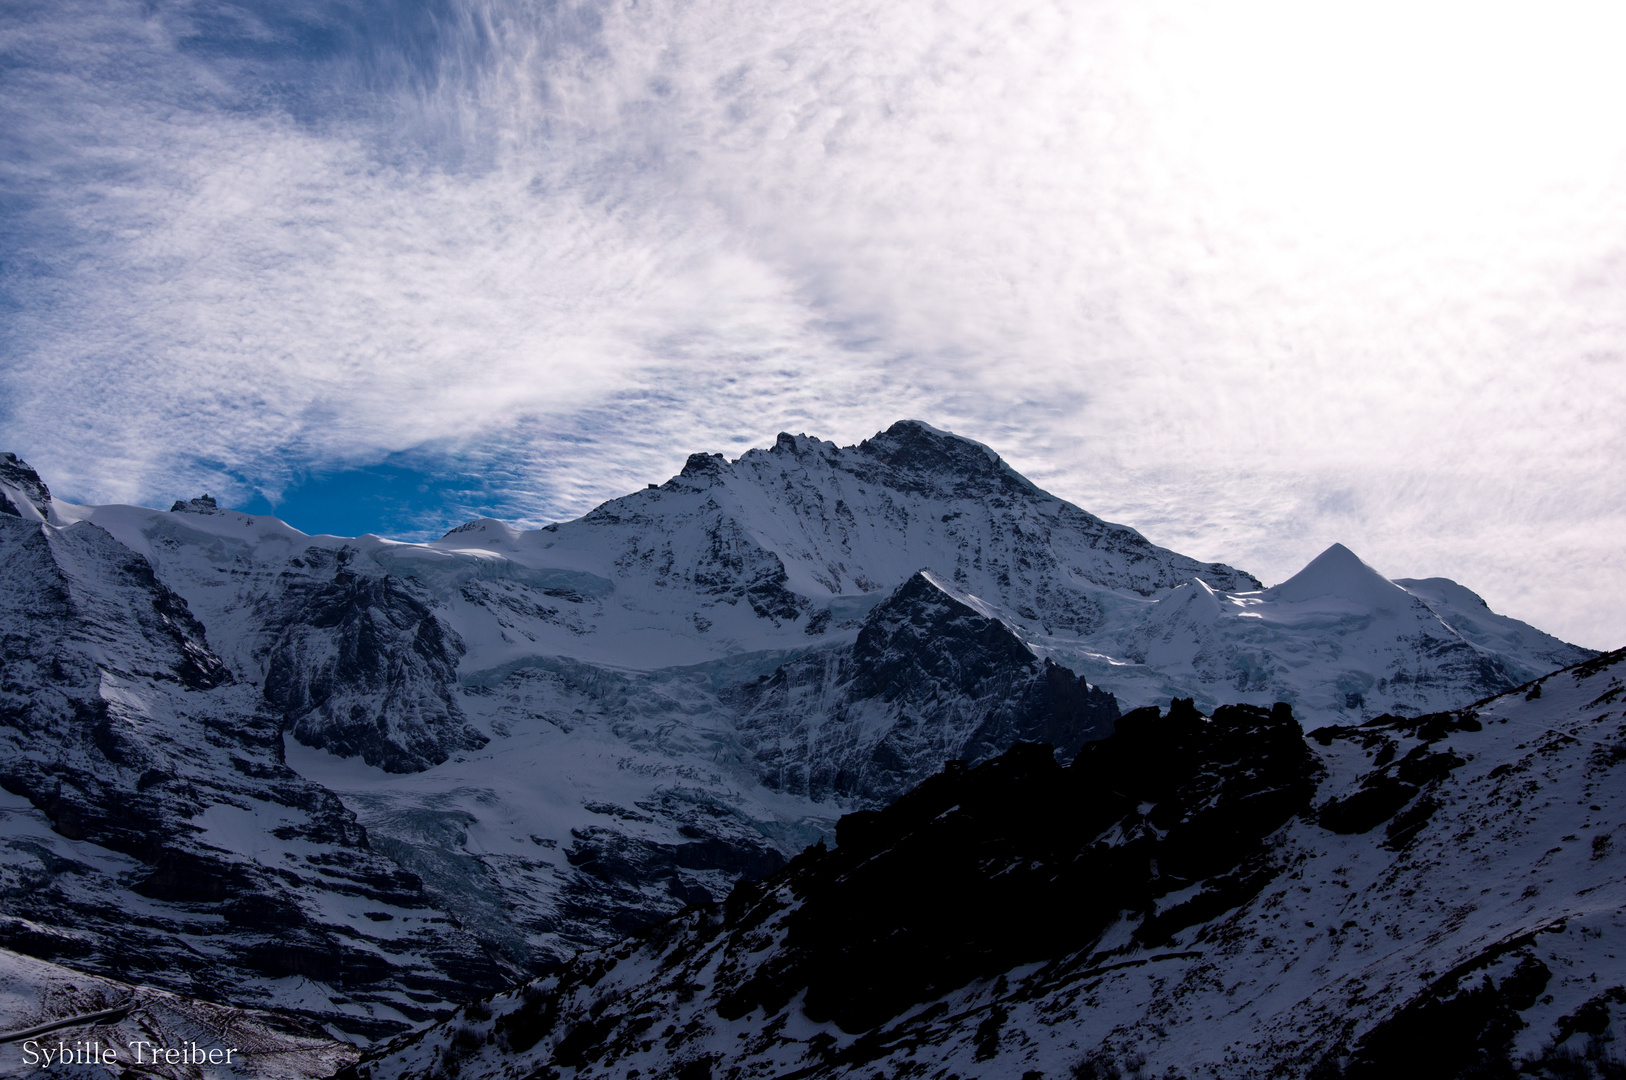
xmin=849 ymin=419 xmax=1038 ymax=499
xmin=169 ymin=493 xmax=223 ymax=514
xmin=0 ymin=452 xmax=51 ymax=520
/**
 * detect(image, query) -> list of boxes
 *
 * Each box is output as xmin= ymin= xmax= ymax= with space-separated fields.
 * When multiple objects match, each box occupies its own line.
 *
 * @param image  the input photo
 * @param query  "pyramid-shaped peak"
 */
xmin=1267 ymin=543 xmax=1412 ymax=607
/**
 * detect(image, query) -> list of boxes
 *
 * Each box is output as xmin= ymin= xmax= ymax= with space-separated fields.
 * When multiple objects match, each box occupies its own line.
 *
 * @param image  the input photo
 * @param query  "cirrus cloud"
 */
xmin=1 ymin=0 xmax=1622 ymax=647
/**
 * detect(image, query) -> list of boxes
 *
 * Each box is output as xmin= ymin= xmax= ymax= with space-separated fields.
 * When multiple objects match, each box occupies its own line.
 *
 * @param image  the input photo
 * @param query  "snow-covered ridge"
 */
xmin=1121 ymin=541 xmax=1590 ymax=719
xmin=44 ymin=422 xmax=1590 ymax=722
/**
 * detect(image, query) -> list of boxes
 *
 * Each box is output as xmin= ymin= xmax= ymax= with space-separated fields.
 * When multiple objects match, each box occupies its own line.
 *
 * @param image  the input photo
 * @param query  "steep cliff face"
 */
xmin=736 ymin=571 xmax=1119 ymax=803
xmin=265 ymin=561 xmax=487 ymax=773
xmin=354 ymin=649 xmax=1626 ymax=1080
xmin=0 ymin=452 xmax=52 ymax=521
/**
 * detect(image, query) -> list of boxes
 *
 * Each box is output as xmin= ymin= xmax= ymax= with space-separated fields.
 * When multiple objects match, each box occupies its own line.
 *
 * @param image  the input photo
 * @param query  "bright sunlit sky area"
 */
xmin=1 ymin=0 xmax=1622 ymax=647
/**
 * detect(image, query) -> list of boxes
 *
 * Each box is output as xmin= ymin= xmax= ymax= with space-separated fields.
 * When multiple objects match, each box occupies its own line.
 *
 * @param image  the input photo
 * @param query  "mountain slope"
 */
xmin=352 ymin=648 xmax=1626 ymax=1080
xmin=0 ymin=484 xmax=508 ymax=1039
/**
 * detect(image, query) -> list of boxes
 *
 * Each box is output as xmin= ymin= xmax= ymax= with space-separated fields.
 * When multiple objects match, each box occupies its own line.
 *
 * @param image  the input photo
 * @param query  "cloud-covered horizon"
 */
xmin=2 ymin=0 xmax=1623 ymax=648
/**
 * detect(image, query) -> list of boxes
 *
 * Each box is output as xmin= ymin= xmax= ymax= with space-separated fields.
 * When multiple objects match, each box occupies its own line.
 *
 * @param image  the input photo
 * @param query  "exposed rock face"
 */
xmin=265 ymin=562 xmax=487 ymax=773
xmin=353 ymin=649 xmax=1626 ymax=1080
xmin=170 ymin=493 xmax=222 ymax=514
xmin=0 ymin=452 xmax=51 ymax=519
xmin=736 ymin=571 xmax=1120 ymax=803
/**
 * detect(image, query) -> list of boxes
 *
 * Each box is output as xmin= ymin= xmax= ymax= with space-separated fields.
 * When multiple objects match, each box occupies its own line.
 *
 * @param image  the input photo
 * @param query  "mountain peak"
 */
xmin=861 ymin=420 xmax=995 ymax=464
xmin=853 ymin=421 xmax=1037 ymax=499
xmin=1267 ymin=543 xmax=1412 ymax=607
xmin=436 ymin=517 xmax=520 ymax=545
xmin=169 ymin=493 xmax=222 ymax=515
xmin=0 ymin=452 xmax=52 ymax=519
xmin=679 ymin=451 xmax=728 ymax=479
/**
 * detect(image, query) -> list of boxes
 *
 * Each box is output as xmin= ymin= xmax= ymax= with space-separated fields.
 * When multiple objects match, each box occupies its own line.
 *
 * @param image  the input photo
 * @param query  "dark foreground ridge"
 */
xmin=347 ymin=695 xmax=1324 ymax=1077
xmin=348 ymin=647 xmax=1626 ymax=1080
xmin=719 ymin=699 xmax=1317 ymax=1033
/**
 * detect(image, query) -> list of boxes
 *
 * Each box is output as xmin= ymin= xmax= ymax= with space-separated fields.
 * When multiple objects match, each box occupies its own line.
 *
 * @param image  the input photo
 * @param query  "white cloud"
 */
xmin=2 ymin=0 xmax=1622 ymax=648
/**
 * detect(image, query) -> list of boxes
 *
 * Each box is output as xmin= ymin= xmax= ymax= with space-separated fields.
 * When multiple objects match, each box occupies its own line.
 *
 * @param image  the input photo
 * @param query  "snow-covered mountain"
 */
xmin=1123 ymin=542 xmax=1586 ymax=717
xmin=0 ymin=424 xmax=1595 ymax=1036
xmin=351 ymin=648 xmax=1626 ymax=1080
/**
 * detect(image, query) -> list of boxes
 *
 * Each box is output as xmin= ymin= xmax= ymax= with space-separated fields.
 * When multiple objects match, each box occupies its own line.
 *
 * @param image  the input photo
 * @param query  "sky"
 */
xmin=1 ymin=0 xmax=1622 ymax=649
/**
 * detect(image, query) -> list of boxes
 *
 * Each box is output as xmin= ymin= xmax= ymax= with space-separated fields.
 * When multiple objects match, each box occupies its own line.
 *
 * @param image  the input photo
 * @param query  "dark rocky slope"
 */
xmin=353 ymin=648 xmax=1626 ymax=1080
xmin=735 ymin=570 xmax=1121 ymax=805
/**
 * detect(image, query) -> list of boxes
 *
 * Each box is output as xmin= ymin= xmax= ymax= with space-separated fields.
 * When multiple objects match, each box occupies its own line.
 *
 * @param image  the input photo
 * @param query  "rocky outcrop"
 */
xmin=265 ymin=560 xmax=487 ymax=773
xmin=169 ymin=493 xmax=223 ymax=514
xmin=735 ymin=571 xmax=1120 ymax=804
